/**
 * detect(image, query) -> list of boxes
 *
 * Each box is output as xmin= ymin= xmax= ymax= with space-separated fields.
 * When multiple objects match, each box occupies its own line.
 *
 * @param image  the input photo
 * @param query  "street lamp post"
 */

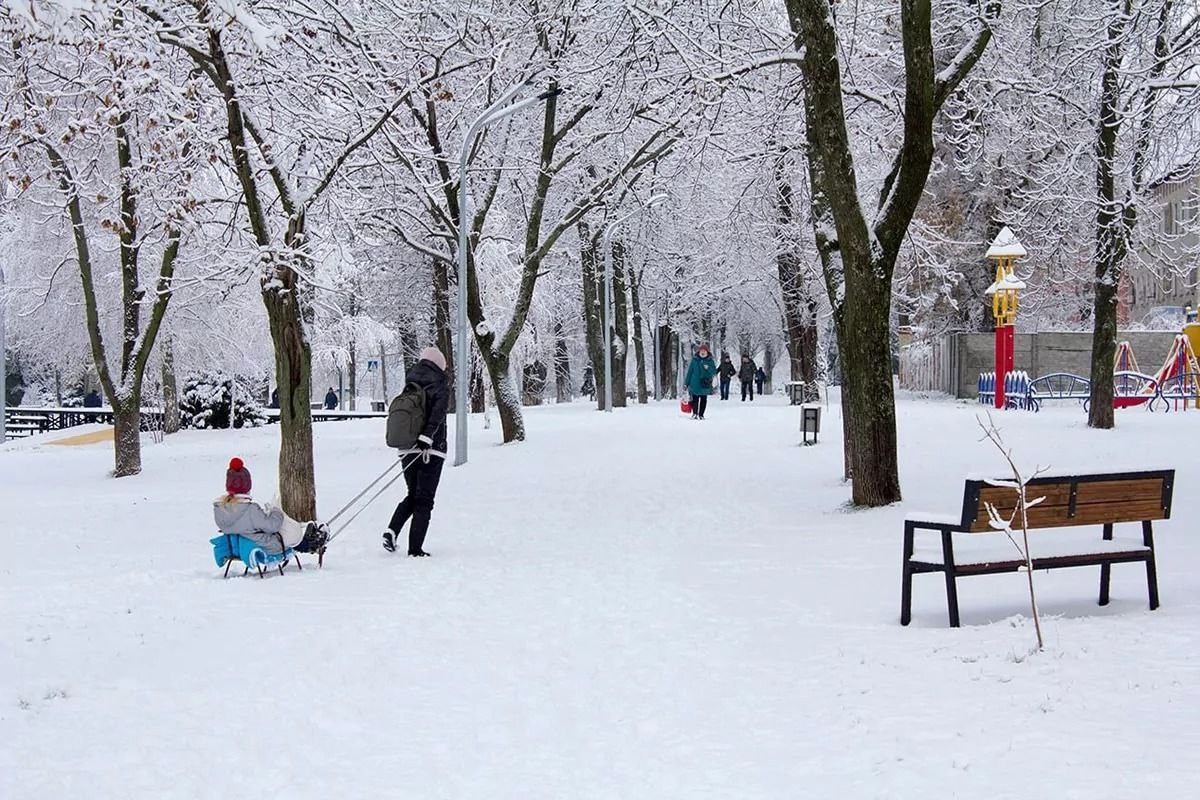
xmin=454 ymin=84 xmax=560 ymax=467
xmin=601 ymin=195 xmax=667 ymax=413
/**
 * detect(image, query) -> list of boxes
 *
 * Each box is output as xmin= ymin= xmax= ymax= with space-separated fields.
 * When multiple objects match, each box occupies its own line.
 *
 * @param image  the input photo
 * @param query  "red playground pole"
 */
xmin=994 ymin=324 xmax=1014 ymax=409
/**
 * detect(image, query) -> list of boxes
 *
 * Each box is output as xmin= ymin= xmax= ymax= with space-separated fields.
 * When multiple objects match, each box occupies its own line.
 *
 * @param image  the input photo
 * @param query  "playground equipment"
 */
xmin=1147 ymin=333 xmax=1200 ymax=411
xmin=981 ymin=333 xmax=1200 ymax=413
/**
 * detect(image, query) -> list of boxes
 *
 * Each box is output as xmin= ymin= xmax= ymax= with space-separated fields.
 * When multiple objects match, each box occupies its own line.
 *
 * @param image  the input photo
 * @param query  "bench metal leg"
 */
xmin=941 ymin=530 xmax=961 ymax=628
xmin=1143 ymin=521 xmax=1160 ymax=610
xmin=223 ymin=559 xmax=232 ymax=579
xmin=294 ymin=555 xmax=303 ymax=572
xmin=1099 ymin=523 xmax=1113 ymax=606
xmin=901 ymin=523 xmax=915 ymax=625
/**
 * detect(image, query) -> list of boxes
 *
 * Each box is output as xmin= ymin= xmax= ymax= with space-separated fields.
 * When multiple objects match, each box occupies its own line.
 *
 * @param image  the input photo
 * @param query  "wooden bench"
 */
xmin=901 ymin=469 xmax=1173 ymax=627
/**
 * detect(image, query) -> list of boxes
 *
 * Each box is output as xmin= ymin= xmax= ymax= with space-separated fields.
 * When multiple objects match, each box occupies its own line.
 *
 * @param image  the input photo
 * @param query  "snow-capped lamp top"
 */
xmin=984 ymin=274 xmax=1028 ymax=295
xmin=986 ymin=226 xmax=1027 ymax=259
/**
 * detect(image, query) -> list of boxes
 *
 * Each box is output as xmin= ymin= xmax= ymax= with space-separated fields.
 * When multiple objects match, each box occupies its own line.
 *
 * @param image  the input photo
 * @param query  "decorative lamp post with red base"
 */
xmin=984 ymin=227 xmax=1026 ymax=409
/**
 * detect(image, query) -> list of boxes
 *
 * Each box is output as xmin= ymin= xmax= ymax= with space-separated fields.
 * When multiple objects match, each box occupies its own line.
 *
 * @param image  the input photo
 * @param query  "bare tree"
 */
xmin=784 ymin=0 xmax=996 ymax=505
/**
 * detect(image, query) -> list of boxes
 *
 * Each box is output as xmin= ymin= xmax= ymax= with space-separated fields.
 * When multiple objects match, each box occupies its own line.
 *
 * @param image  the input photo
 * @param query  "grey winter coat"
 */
xmin=739 ymin=359 xmax=757 ymax=382
xmin=213 ymin=496 xmax=287 ymax=554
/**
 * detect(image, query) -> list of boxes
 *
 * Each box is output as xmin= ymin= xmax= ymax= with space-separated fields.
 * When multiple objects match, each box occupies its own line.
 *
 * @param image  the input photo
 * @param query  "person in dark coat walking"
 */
xmin=383 ymin=347 xmax=450 ymax=557
xmin=755 ymin=366 xmax=766 ymax=397
xmin=683 ymin=344 xmax=718 ymax=419
xmin=739 ymin=355 xmax=757 ymax=401
xmin=324 ymin=387 xmax=338 ymax=410
xmin=717 ymin=354 xmax=736 ymax=400
xmin=83 ymin=390 xmax=103 ymax=408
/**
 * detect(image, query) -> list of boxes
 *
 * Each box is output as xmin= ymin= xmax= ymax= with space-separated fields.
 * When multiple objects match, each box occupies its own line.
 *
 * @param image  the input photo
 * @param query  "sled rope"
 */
xmin=325 ymin=450 xmax=447 ymax=544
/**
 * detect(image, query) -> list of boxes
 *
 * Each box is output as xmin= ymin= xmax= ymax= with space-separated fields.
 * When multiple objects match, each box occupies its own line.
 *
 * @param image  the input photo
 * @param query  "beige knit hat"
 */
xmin=419 ymin=346 xmax=447 ymax=372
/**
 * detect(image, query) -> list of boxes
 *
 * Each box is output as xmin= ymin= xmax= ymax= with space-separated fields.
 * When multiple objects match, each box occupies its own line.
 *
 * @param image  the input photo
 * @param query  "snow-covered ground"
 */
xmin=3 ymin=392 xmax=1199 ymax=798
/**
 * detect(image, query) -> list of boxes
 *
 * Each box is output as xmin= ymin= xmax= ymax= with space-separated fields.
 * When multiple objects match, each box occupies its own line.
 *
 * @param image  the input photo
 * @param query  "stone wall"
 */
xmin=951 ymin=331 xmax=1180 ymax=398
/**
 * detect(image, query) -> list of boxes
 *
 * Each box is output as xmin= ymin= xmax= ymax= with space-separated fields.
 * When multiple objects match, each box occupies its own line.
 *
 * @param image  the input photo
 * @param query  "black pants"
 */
xmin=741 ymin=380 xmax=754 ymax=401
xmin=756 ymin=378 xmax=765 ymax=395
xmin=690 ymin=394 xmax=708 ymax=418
xmin=387 ymin=455 xmax=444 ymax=553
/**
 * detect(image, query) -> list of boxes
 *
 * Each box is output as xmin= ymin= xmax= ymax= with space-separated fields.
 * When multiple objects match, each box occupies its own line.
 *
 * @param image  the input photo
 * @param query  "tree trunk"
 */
xmin=470 ymin=354 xmax=485 ymax=413
xmin=480 ymin=349 xmax=522 ymax=438
xmin=786 ymin=0 xmax=996 ymax=505
xmin=379 ymin=343 xmax=389 ymax=402
xmin=112 ymin=397 xmax=143 ymax=478
xmin=840 ymin=266 xmax=899 ymax=503
xmin=554 ymin=319 xmax=572 ymax=403
xmin=630 ymin=269 xmax=649 ymax=404
xmin=611 ymin=239 xmax=629 ymax=408
xmin=580 ymin=222 xmax=608 ymax=410
xmin=348 ymin=340 xmax=357 ymax=411
xmin=658 ymin=325 xmax=677 ymax=398
xmin=432 ymin=255 xmax=455 ymax=413
xmin=161 ymin=337 xmax=180 ymax=435
xmin=265 ymin=287 xmax=316 ymax=521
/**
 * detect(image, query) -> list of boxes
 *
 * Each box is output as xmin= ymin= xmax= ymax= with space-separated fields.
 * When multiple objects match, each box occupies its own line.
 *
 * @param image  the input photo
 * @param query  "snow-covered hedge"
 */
xmin=179 ymin=371 xmax=267 ymax=430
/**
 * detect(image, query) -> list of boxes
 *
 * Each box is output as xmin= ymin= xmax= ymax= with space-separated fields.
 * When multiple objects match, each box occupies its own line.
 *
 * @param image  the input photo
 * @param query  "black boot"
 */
xmin=408 ymin=511 xmax=431 ymax=557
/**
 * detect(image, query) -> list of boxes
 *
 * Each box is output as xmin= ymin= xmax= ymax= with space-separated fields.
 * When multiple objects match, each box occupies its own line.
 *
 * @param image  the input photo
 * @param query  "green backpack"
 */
xmin=385 ymin=382 xmax=428 ymax=449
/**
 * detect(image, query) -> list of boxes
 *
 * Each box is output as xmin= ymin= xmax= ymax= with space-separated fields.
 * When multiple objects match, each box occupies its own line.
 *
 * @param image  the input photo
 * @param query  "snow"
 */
xmin=3 ymin=392 xmax=1200 ymax=797
xmin=986 ymin=226 xmax=1028 ymax=259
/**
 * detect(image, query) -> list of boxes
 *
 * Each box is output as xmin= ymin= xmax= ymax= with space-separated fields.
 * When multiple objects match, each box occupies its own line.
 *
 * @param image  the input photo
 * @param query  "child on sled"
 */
xmin=213 ymin=458 xmax=328 ymax=555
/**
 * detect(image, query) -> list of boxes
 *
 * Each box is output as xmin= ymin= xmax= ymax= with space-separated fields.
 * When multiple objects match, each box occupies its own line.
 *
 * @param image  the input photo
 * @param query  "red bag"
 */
xmin=680 ymin=398 xmax=692 ymax=415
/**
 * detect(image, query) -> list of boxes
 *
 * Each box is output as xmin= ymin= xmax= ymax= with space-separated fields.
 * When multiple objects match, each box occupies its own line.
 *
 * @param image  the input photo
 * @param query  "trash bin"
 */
xmin=801 ymin=405 xmax=820 ymax=446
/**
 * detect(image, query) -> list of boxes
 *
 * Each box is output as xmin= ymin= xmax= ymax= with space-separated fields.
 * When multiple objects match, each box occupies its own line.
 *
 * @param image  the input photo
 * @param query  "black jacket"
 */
xmin=739 ymin=359 xmax=757 ymax=382
xmin=407 ymin=359 xmax=450 ymax=451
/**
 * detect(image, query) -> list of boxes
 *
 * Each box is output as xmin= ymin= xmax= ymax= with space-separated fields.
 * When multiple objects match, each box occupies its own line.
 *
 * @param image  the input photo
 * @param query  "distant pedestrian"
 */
xmin=755 ymin=366 xmax=766 ymax=397
xmin=581 ymin=366 xmax=596 ymax=401
xmin=718 ymin=353 xmax=736 ymax=401
xmin=324 ymin=387 xmax=338 ymax=410
xmin=684 ymin=344 xmax=717 ymax=420
xmin=82 ymin=390 xmax=102 ymax=408
xmin=270 ymin=387 xmax=279 ymax=409
xmin=383 ymin=347 xmax=449 ymax=558
xmin=739 ymin=354 xmax=757 ymax=401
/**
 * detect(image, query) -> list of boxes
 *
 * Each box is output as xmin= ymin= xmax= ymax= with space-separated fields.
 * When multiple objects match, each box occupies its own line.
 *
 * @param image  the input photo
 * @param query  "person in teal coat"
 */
xmin=684 ymin=343 xmax=718 ymax=419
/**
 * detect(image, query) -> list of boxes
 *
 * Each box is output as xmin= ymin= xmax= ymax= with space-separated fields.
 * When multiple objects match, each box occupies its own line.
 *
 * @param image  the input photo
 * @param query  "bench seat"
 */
xmin=911 ymin=532 xmax=1148 ymax=569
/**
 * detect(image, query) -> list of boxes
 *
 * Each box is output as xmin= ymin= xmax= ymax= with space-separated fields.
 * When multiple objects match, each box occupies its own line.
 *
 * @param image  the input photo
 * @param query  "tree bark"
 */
xmin=554 ymin=319 xmax=572 ymax=403
xmin=630 ymin=268 xmax=649 ymax=404
xmin=611 ymin=239 xmax=630 ymax=408
xmin=161 ymin=337 xmax=180 ymax=435
xmin=348 ymin=340 xmax=357 ymax=411
xmin=470 ymin=355 xmax=486 ymax=413
xmin=112 ymin=400 xmax=142 ymax=478
xmin=658 ymin=325 xmax=678 ymax=399
xmin=580 ymin=221 xmax=608 ymax=410
xmin=432 ymin=254 xmax=455 ymax=412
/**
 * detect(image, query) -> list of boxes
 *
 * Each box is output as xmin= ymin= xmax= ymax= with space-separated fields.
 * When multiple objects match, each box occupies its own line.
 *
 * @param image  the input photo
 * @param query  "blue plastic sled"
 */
xmin=211 ymin=533 xmax=300 ymax=579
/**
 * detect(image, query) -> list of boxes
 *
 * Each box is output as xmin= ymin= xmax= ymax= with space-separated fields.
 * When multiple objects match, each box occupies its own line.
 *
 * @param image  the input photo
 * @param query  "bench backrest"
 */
xmin=958 ymin=470 xmax=1174 ymax=532
xmin=1027 ymin=373 xmax=1090 ymax=399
